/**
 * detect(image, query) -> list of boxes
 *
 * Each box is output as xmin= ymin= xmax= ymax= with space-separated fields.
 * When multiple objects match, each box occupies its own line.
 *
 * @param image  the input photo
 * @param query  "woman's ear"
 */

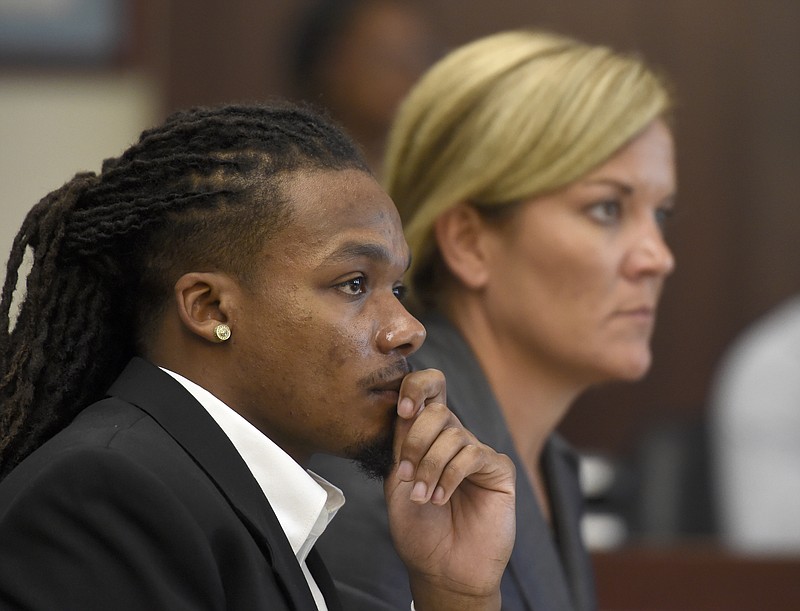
xmin=173 ymin=272 xmax=238 ymax=343
xmin=433 ymin=204 xmax=493 ymax=291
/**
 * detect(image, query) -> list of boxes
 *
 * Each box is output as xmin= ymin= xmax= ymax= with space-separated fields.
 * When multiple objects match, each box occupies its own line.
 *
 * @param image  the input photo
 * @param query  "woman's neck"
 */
xmin=442 ymin=295 xmax=587 ymax=519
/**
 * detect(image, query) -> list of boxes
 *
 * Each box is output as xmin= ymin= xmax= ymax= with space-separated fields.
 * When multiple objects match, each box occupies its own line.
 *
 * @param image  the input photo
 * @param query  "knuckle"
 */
xmin=464 ymin=441 xmax=483 ymax=456
xmin=426 ymin=401 xmax=449 ymax=418
xmin=403 ymin=431 xmax=427 ymax=452
xmin=417 ymin=455 xmax=441 ymax=474
xmin=441 ymin=421 xmax=468 ymax=441
xmin=443 ymin=460 xmax=465 ymax=479
xmin=400 ymin=377 xmax=422 ymax=397
xmin=429 ymin=368 xmax=445 ymax=384
xmin=461 ymin=442 xmax=485 ymax=465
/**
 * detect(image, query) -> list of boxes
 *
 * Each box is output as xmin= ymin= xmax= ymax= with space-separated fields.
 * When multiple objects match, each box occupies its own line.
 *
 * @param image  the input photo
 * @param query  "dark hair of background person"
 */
xmin=287 ymin=0 xmax=442 ymax=172
xmin=0 ymin=102 xmax=368 ymax=479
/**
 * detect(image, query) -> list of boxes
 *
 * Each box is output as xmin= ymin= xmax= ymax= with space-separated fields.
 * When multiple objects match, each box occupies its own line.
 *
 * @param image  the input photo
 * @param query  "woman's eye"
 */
xmin=655 ymin=206 xmax=674 ymax=230
xmin=587 ymin=200 xmax=622 ymax=224
xmin=337 ymin=276 xmax=366 ymax=296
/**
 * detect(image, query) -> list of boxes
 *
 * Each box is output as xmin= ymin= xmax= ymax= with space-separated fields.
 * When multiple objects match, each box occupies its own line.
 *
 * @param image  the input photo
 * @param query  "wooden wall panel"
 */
xmin=593 ymin=545 xmax=800 ymax=610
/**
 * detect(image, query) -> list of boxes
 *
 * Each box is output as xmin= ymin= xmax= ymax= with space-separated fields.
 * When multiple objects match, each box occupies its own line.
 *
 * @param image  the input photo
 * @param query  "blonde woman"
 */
xmin=312 ymin=30 xmax=676 ymax=611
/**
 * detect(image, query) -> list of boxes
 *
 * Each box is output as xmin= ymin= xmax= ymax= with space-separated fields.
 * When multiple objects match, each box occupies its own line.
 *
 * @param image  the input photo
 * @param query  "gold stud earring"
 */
xmin=213 ymin=323 xmax=231 ymax=342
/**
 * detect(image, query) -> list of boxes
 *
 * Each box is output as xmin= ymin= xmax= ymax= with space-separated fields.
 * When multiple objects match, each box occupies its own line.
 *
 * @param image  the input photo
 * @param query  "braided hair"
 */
xmin=0 ymin=102 xmax=369 ymax=478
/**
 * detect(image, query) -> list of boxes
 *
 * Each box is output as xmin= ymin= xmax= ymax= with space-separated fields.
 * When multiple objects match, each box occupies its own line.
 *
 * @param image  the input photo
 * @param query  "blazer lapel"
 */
xmin=544 ymin=436 xmax=597 ymax=611
xmin=107 ymin=357 xmax=321 ymax=610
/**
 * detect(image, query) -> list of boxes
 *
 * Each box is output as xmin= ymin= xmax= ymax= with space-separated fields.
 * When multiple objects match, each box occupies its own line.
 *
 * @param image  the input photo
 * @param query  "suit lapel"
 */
xmin=107 ymin=358 xmax=322 ymax=611
xmin=307 ymin=548 xmax=344 ymax=611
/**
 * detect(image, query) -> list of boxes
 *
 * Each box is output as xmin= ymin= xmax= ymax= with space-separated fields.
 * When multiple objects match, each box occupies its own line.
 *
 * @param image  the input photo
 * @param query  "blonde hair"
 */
xmin=384 ymin=29 xmax=673 ymax=309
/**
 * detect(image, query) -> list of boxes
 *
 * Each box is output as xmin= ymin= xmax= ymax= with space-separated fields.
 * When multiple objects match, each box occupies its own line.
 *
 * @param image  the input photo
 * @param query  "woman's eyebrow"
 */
xmin=580 ymin=178 xmax=634 ymax=195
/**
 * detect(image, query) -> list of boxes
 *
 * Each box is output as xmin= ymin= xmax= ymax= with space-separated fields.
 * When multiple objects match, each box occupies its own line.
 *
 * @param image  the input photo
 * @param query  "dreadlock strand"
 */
xmin=0 ymin=176 xmax=92 ymax=387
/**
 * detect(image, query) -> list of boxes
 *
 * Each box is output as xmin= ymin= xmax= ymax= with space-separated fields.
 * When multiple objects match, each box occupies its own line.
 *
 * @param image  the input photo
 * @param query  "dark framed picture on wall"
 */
xmin=0 ymin=0 xmax=130 ymax=66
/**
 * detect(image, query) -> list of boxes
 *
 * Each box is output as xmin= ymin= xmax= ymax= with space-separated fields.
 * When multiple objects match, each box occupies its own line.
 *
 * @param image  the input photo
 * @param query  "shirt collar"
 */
xmin=159 ymin=367 xmax=345 ymax=562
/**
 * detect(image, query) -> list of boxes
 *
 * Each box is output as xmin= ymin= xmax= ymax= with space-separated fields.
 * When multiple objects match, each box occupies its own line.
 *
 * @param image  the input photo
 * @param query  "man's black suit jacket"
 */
xmin=0 ymin=357 xmax=343 ymax=610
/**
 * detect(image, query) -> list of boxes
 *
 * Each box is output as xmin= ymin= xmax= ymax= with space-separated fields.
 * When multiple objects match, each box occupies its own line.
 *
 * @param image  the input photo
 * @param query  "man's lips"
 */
xmin=374 ymin=381 xmax=402 ymax=391
xmin=368 ymin=371 xmax=407 ymax=408
xmin=361 ymin=360 xmax=410 ymax=393
xmin=370 ymin=376 xmax=404 ymax=396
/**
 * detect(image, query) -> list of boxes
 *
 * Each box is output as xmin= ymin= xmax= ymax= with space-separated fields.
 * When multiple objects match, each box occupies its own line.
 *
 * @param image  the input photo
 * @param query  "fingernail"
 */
xmin=397 ymin=460 xmax=414 ymax=481
xmin=411 ymin=481 xmax=427 ymax=503
xmin=398 ymin=397 xmax=414 ymax=418
xmin=432 ymin=486 xmax=445 ymax=505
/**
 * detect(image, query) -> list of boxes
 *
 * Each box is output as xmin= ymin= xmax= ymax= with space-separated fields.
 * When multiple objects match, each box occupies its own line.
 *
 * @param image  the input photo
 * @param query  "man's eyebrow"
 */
xmin=324 ymin=242 xmax=412 ymax=270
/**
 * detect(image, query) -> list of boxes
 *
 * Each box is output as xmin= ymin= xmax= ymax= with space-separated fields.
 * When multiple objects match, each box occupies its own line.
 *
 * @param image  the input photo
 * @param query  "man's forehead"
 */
xmin=278 ymin=168 xmax=407 ymax=254
xmin=322 ymin=240 xmax=412 ymax=270
xmin=282 ymin=168 xmax=398 ymax=224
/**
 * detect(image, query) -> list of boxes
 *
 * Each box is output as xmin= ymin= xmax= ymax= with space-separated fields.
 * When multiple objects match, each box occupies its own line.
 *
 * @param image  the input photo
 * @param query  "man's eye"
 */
xmin=337 ymin=276 xmax=366 ymax=295
xmin=587 ymin=200 xmax=622 ymax=224
xmin=393 ymin=284 xmax=408 ymax=301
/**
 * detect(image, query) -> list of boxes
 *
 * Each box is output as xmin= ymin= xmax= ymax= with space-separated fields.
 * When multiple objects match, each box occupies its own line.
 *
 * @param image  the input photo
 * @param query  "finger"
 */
xmin=396 ymin=368 xmax=446 ymax=419
xmin=393 ymin=402 xmax=468 ymax=492
xmin=407 ymin=421 xmax=475 ymax=504
xmin=392 ymin=400 xmax=453 ymax=483
xmin=427 ymin=443 xmax=493 ymax=505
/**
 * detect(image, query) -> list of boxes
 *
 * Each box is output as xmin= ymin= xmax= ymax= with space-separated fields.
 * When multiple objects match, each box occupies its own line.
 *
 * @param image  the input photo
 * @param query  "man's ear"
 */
xmin=173 ymin=272 xmax=238 ymax=343
xmin=433 ymin=204 xmax=493 ymax=290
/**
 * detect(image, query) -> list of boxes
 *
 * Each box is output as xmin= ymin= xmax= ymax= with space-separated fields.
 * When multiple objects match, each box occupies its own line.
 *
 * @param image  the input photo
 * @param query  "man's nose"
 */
xmin=376 ymin=304 xmax=426 ymax=356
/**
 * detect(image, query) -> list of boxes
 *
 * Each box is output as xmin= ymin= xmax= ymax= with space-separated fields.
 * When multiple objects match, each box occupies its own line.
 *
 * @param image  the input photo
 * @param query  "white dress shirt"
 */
xmin=160 ymin=368 xmax=344 ymax=610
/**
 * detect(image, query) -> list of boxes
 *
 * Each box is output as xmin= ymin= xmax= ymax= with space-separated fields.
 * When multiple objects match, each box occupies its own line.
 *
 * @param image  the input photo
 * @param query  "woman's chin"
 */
xmin=590 ymin=348 xmax=653 ymax=383
xmin=614 ymin=351 xmax=653 ymax=381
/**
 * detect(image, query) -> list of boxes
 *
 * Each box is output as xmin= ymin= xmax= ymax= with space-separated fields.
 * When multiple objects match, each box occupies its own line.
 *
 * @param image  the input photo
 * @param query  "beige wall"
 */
xmin=0 ymin=72 xmax=160 ymax=281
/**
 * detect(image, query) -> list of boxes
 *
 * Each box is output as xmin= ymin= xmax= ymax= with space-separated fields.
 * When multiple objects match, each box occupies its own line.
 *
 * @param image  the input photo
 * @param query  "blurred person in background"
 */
xmin=312 ymin=29 xmax=677 ymax=611
xmin=711 ymin=295 xmax=800 ymax=554
xmin=288 ymin=0 xmax=442 ymax=173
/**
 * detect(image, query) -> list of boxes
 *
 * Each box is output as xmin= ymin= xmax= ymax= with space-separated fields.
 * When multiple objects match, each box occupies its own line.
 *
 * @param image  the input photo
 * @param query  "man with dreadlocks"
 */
xmin=0 ymin=102 xmax=515 ymax=610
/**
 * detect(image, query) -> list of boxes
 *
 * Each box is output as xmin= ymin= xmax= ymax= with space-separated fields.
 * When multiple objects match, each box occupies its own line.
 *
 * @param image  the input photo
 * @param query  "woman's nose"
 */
xmin=624 ymin=226 xmax=676 ymax=279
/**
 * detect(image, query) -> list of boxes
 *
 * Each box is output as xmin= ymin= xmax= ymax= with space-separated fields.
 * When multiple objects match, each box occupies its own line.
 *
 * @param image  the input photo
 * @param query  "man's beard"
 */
xmin=350 ymin=417 xmax=397 ymax=481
